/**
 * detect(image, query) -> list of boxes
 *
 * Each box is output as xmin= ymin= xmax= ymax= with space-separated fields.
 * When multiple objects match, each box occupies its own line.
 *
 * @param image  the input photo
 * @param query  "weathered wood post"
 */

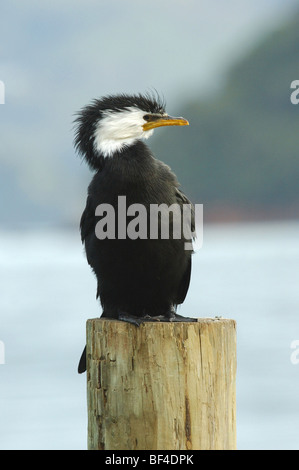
xmin=86 ymin=317 xmax=236 ymax=450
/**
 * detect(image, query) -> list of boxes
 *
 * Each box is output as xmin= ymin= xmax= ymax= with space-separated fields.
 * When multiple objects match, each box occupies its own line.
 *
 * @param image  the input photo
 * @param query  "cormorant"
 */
xmin=74 ymin=92 xmax=196 ymax=373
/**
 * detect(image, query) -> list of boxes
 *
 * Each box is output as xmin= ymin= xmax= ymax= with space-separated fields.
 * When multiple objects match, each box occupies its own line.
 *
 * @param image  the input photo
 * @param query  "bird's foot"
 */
xmin=118 ymin=312 xmax=168 ymax=326
xmin=166 ymin=309 xmax=197 ymax=323
xmin=118 ymin=310 xmax=197 ymax=326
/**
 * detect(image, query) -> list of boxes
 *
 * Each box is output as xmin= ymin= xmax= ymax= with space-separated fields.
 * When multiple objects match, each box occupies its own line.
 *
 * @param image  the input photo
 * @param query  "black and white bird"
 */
xmin=74 ymin=92 xmax=196 ymax=373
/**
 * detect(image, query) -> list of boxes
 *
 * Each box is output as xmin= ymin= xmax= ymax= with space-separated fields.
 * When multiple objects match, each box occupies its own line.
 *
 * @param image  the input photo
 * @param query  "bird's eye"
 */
xmin=143 ymin=114 xmax=162 ymax=122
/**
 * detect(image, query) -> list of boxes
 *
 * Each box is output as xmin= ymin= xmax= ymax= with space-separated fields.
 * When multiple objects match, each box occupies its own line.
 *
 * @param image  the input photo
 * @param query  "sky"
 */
xmin=0 ymin=0 xmax=298 ymax=226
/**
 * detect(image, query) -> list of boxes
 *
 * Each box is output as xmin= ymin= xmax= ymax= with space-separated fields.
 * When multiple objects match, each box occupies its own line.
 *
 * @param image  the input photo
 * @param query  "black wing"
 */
xmin=174 ymin=188 xmax=196 ymax=305
xmin=78 ymin=196 xmax=96 ymax=374
xmin=176 ymin=256 xmax=192 ymax=305
xmin=175 ymin=187 xmax=196 ymax=239
xmin=80 ymin=195 xmax=97 ymax=272
xmin=80 ymin=196 xmax=94 ymax=243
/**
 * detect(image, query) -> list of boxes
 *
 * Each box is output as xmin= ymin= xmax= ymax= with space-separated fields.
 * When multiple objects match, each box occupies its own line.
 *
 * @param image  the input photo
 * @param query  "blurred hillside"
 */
xmin=152 ymin=13 xmax=299 ymax=221
xmin=1 ymin=3 xmax=298 ymax=228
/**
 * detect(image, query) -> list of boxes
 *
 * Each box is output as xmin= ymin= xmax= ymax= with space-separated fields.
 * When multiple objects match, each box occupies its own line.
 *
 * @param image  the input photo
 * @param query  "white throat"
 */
xmin=93 ymin=107 xmax=154 ymax=158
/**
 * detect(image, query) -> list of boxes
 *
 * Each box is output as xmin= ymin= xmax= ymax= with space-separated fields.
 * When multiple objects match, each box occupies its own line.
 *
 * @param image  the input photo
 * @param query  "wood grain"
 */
xmin=86 ymin=318 xmax=236 ymax=450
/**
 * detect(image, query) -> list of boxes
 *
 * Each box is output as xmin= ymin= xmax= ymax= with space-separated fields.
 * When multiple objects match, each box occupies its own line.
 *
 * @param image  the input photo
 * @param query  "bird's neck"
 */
xmin=95 ymin=140 xmax=150 ymax=167
xmin=95 ymin=136 xmax=139 ymax=159
xmin=100 ymin=140 xmax=154 ymax=178
xmin=84 ymin=140 xmax=154 ymax=173
xmin=110 ymin=140 xmax=152 ymax=165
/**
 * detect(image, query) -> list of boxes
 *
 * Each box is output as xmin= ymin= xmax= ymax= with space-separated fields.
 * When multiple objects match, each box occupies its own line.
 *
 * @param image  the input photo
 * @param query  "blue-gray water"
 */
xmin=0 ymin=221 xmax=299 ymax=450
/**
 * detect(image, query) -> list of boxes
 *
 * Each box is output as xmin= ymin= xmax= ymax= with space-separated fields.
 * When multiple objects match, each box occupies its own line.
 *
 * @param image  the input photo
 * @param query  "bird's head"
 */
xmin=74 ymin=92 xmax=188 ymax=170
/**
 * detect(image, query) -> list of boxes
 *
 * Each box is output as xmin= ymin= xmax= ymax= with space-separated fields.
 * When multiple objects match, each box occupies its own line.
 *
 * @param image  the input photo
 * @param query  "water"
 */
xmin=0 ymin=221 xmax=299 ymax=449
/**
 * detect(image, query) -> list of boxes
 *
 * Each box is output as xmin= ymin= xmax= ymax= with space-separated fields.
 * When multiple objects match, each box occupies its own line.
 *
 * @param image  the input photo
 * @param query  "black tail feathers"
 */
xmin=78 ymin=346 xmax=86 ymax=374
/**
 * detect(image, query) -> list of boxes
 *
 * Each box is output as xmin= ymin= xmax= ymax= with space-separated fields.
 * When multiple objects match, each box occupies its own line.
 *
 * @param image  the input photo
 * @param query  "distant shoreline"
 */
xmin=0 ymin=204 xmax=298 ymax=232
xmin=203 ymin=203 xmax=299 ymax=223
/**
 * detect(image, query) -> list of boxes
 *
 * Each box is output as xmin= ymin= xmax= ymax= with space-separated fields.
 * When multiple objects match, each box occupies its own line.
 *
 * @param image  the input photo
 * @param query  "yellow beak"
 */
xmin=143 ymin=115 xmax=189 ymax=131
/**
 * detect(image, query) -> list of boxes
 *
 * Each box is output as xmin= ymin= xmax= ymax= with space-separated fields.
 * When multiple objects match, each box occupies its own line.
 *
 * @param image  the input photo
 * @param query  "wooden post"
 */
xmin=86 ymin=318 xmax=236 ymax=450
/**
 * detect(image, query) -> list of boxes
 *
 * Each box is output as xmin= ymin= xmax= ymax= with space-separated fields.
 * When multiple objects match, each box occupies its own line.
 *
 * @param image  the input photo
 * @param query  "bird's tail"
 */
xmin=78 ymin=346 xmax=86 ymax=374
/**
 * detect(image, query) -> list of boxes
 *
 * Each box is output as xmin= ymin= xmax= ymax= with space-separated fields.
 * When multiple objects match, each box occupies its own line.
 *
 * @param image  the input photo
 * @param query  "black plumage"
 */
xmin=74 ymin=93 xmax=196 ymax=373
